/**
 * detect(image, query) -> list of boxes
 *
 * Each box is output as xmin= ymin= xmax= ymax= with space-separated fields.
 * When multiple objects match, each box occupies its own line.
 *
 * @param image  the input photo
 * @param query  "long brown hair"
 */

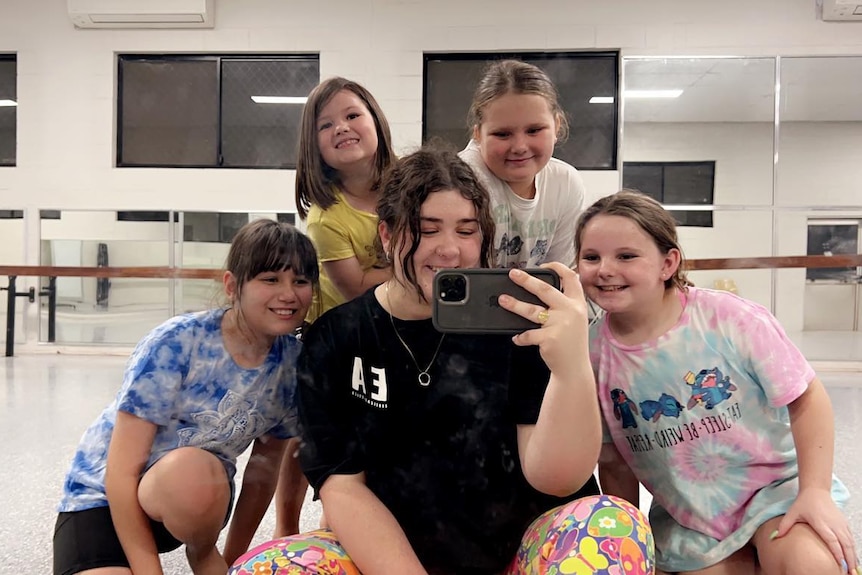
xmin=377 ymin=143 xmax=495 ymax=301
xmin=295 ymin=77 xmax=395 ymax=220
xmin=575 ymin=190 xmax=692 ymax=291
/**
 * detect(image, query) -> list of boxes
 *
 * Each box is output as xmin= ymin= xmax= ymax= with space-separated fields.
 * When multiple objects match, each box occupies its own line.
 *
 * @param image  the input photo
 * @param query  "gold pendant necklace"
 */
xmin=385 ymin=282 xmax=445 ymax=387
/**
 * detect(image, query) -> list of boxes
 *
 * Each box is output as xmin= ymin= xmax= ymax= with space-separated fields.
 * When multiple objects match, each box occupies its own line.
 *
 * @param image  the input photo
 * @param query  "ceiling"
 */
xmin=622 ymin=56 xmax=862 ymax=123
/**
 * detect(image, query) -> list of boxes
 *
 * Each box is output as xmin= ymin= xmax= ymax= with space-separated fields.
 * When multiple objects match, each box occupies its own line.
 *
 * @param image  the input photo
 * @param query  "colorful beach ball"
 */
xmin=517 ymin=494 xmax=655 ymax=574
xmin=228 ymin=529 xmax=359 ymax=575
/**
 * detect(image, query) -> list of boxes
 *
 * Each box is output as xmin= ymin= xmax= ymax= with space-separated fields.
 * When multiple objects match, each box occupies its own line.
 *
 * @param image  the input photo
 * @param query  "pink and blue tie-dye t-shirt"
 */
xmin=590 ymin=287 xmax=848 ymax=561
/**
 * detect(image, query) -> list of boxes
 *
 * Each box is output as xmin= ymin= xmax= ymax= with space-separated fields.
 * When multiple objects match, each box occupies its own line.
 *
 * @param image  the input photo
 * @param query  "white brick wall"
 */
xmin=1 ymin=0 xmax=862 ymax=342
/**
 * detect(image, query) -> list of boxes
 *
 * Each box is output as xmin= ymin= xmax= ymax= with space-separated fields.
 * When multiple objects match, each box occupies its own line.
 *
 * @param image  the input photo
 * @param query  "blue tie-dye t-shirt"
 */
xmin=58 ymin=308 xmax=300 ymax=513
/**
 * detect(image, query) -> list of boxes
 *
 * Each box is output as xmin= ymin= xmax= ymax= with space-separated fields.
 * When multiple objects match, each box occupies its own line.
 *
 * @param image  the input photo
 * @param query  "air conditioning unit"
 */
xmin=820 ymin=0 xmax=862 ymax=21
xmin=68 ymin=0 xmax=215 ymax=29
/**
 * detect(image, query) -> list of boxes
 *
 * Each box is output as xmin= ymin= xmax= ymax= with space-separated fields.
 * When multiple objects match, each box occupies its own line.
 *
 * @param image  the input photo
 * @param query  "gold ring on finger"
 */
xmin=537 ymin=308 xmax=550 ymax=325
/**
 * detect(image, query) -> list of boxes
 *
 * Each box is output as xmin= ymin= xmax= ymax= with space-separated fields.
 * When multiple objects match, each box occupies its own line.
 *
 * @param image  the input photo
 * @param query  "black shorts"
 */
xmin=53 ymin=506 xmax=182 ymax=575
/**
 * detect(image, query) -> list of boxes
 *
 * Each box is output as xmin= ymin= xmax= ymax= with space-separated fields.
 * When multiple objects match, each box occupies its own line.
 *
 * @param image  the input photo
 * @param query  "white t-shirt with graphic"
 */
xmin=459 ymin=139 xmax=585 ymax=269
xmin=58 ymin=308 xmax=299 ymax=512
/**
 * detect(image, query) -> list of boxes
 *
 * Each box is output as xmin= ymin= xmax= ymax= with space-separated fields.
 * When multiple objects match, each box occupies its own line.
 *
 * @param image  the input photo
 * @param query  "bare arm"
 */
xmin=321 ymin=473 xmax=428 ymax=575
xmin=223 ymin=435 xmax=288 ymax=566
xmin=104 ymin=411 xmax=163 ymax=575
xmin=323 ymin=257 xmax=391 ymax=301
xmin=789 ymin=377 xmax=835 ymax=492
xmin=516 ymin=361 xmax=601 ymax=496
xmin=597 ymin=443 xmax=640 ymax=506
xmin=506 ymin=263 xmax=602 ymax=496
xmin=775 ymin=377 xmax=857 ymax=570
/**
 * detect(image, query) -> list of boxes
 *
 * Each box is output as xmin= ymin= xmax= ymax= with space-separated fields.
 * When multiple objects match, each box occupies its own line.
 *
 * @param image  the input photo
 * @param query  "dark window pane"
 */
xmin=117 ymin=211 xmax=171 ymax=222
xmin=221 ymin=58 xmax=319 ymax=168
xmin=119 ymin=58 xmax=219 ymax=166
xmin=40 ymin=210 xmax=61 ymax=220
xmin=0 ymin=210 xmax=23 ymax=219
xmin=423 ymin=52 xmax=618 ymax=170
xmin=219 ymin=213 xmax=248 ymax=243
xmin=276 ymin=213 xmax=296 ymax=225
xmin=183 ymin=211 xmax=250 ymax=243
xmin=622 ymin=163 xmax=663 ymax=202
xmin=663 ymin=163 xmax=714 ymax=204
xmin=806 ymin=224 xmax=858 ymax=281
xmin=669 ymin=210 xmax=713 ymax=228
xmin=0 ymin=56 xmax=16 ymax=166
xmin=623 ymin=161 xmax=715 ymax=228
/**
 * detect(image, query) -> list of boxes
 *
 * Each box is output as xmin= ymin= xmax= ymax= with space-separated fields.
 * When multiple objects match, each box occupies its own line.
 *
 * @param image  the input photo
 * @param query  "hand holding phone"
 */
xmin=432 ymin=268 xmax=561 ymax=334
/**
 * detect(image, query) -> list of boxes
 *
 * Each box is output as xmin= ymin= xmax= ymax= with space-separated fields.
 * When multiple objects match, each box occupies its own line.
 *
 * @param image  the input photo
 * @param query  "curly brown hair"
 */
xmin=377 ymin=142 xmax=495 ymax=301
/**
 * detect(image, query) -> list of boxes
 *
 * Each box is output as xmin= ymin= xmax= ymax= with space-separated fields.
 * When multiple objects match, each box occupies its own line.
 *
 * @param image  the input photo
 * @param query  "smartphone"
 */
xmin=432 ymin=268 xmax=561 ymax=334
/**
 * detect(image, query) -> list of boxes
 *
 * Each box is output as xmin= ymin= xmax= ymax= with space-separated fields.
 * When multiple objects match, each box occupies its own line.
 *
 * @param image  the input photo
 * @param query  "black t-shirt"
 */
xmin=298 ymin=290 xmax=599 ymax=575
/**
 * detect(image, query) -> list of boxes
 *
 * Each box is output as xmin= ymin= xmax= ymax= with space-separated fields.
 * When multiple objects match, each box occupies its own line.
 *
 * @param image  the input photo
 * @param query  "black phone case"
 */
xmin=432 ymin=268 xmax=561 ymax=334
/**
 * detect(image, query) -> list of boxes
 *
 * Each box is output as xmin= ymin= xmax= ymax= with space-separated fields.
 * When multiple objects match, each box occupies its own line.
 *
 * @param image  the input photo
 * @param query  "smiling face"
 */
xmin=227 ymin=268 xmax=313 ymax=342
xmin=577 ymin=214 xmax=680 ymax=315
xmin=473 ymin=93 xmax=558 ymax=198
xmin=380 ymin=189 xmax=483 ymax=303
xmin=316 ymin=89 xmax=380 ymax=177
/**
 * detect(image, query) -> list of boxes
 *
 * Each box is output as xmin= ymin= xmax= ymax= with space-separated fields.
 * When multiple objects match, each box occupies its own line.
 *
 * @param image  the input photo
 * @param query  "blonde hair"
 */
xmin=467 ymin=59 xmax=569 ymax=142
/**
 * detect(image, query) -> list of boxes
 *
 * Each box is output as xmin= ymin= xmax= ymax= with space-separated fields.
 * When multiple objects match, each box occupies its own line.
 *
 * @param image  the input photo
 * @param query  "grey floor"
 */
xmin=1 ymin=355 xmax=859 ymax=574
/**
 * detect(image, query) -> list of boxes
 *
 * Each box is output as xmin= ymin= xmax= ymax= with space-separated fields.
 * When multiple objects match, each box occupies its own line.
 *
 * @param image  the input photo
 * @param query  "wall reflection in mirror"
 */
xmin=622 ymin=57 xmax=776 ymax=305
xmin=622 ymin=56 xmax=862 ymax=361
xmin=38 ymin=210 xmax=295 ymax=346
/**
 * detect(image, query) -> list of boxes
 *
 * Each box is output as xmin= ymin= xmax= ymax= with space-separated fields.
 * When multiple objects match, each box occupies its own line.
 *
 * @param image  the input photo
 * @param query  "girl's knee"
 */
xmin=757 ymin=525 xmax=842 ymax=575
xmin=139 ymin=447 xmax=230 ymax=522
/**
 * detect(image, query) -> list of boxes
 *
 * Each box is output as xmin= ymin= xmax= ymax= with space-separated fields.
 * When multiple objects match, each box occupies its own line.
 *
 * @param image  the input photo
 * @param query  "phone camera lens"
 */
xmin=439 ymin=274 xmax=467 ymax=302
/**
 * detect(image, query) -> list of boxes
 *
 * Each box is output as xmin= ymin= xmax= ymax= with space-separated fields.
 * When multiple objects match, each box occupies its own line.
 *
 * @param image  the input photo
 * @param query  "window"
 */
xmin=806 ymin=221 xmax=860 ymax=282
xmin=0 ymin=210 xmax=22 ymax=219
xmin=622 ymin=161 xmax=715 ymax=227
xmin=0 ymin=55 xmax=16 ymax=166
xmin=117 ymin=55 xmax=319 ymax=168
xmin=116 ymin=211 xmax=179 ymax=222
xmin=423 ymin=52 xmax=619 ymax=170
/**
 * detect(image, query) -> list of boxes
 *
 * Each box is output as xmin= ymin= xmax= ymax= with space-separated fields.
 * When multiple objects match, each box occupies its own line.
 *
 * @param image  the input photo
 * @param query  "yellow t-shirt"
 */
xmin=306 ymin=191 xmax=382 ymax=322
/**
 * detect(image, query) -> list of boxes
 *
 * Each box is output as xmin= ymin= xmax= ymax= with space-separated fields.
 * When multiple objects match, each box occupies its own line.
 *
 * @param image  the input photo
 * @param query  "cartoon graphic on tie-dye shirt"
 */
xmin=685 ymin=367 xmax=737 ymax=410
xmin=639 ymin=393 xmax=684 ymax=422
xmin=610 ymin=389 xmax=639 ymax=429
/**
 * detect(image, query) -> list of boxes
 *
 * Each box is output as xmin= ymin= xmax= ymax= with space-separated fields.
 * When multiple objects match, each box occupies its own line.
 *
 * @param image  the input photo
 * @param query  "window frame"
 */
xmin=422 ymin=50 xmax=620 ymax=171
xmin=0 ymin=53 xmax=16 ymax=167
xmin=116 ymin=53 xmax=319 ymax=169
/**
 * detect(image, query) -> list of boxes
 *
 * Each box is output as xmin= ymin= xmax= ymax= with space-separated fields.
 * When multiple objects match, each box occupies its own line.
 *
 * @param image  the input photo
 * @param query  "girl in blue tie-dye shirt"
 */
xmin=577 ymin=190 xmax=856 ymax=575
xmin=53 ymin=219 xmax=319 ymax=575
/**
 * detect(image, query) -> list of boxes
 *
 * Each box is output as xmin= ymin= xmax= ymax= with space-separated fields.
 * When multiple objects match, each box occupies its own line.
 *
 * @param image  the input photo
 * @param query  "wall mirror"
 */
xmin=774 ymin=56 xmax=862 ymax=359
xmin=622 ymin=57 xmax=776 ymax=307
xmin=37 ymin=210 xmax=296 ymax=345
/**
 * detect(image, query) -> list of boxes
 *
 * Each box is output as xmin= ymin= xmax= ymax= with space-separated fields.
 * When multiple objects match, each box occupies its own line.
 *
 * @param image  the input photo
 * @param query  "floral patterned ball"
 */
xmin=515 ymin=494 xmax=655 ymax=574
xmin=228 ymin=529 xmax=359 ymax=575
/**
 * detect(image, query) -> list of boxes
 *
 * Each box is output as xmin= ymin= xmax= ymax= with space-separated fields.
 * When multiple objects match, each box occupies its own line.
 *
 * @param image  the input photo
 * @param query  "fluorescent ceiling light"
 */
xmin=590 ymin=96 xmax=615 ymax=104
xmin=625 ymin=90 xmax=683 ymax=99
xmin=251 ymin=96 xmax=307 ymax=104
xmin=0 ymin=99 xmax=17 ymax=107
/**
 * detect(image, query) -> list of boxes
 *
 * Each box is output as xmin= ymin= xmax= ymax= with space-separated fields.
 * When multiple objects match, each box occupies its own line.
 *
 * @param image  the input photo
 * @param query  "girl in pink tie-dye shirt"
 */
xmin=577 ymin=190 xmax=855 ymax=575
